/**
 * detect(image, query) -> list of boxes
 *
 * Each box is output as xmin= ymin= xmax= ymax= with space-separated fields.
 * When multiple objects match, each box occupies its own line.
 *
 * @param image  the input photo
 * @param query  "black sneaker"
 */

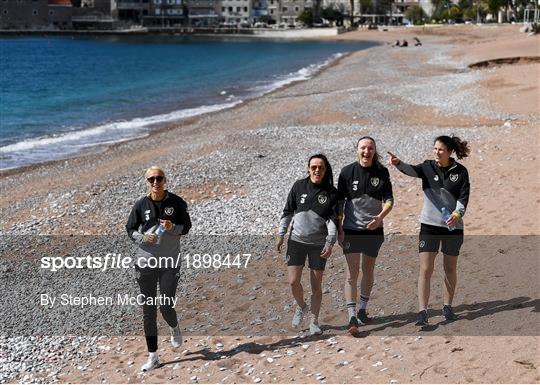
xmin=347 ymin=316 xmax=359 ymax=335
xmin=357 ymin=309 xmax=373 ymax=325
xmin=415 ymin=310 xmax=428 ymax=326
xmin=443 ymin=305 xmax=458 ymax=321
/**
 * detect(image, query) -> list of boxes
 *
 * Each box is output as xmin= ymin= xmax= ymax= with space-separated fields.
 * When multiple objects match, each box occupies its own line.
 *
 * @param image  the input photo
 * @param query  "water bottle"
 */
xmin=154 ymin=224 xmax=165 ymax=244
xmin=441 ymin=207 xmax=456 ymax=231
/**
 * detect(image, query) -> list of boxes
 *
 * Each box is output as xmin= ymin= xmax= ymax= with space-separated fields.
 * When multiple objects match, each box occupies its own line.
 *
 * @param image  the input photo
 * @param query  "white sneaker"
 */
xmin=141 ymin=354 xmax=160 ymax=372
xmin=309 ymin=321 xmax=323 ymax=336
xmin=170 ymin=325 xmax=182 ymax=348
xmin=292 ymin=304 xmax=308 ymax=329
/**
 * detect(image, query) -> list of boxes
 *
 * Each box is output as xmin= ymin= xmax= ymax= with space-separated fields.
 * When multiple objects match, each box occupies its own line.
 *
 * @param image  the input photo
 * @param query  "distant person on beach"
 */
xmin=401 ymin=39 xmax=409 ymax=47
xmin=126 ymin=166 xmax=192 ymax=372
xmin=277 ymin=154 xmax=339 ymax=336
xmin=337 ymin=137 xmax=394 ymax=336
xmin=392 ymin=40 xmax=400 ymax=47
xmin=414 ymin=37 xmax=422 ymax=46
xmin=388 ymin=135 xmax=470 ymax=326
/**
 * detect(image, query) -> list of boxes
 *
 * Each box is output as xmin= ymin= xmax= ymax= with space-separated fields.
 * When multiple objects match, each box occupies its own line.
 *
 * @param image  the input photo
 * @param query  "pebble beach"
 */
xmin=0 ymin=25 xmax=538 ymax=383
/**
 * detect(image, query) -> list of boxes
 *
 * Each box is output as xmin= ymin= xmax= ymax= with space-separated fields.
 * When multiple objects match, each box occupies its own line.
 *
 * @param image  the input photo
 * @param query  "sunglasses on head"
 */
xmin=147 ymin=176 xmax=164 ymax=183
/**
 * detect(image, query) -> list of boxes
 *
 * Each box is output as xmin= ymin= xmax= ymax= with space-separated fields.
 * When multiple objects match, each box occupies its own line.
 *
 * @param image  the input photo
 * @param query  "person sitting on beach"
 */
xmin=337 ymin=137 xmax=393 ymax=336
xmin=392 ymin=40 xmax=400 ymax=47
xmin=277 ymin=154 xmax=339 ymax=336
xmin=401 ymin=39 xmax=409 ymax=47
xmin=414 ymin=37 xmax=422 ymax=46
xmin=387 ymin=135 xmax=470 ymax=327
xmin=126 ymin=166 xmax=192 ymax=372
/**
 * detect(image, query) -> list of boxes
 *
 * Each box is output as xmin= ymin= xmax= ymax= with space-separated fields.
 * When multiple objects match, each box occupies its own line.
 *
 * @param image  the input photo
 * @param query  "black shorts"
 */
xmin=286 ymin=239 xmax=327 ymax=271
xmin=419 ymin=223 xmax=464 ymax=256
xmin=342 ymin=228 xmax=384 ymax=258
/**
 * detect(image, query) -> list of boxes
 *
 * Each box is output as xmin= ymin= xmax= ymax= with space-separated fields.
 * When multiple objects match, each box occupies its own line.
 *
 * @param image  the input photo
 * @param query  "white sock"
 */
xmin=149 ymin=352 xmax=158 ymax=361
xmin=346 ymin=302 xmax=356 ymax=318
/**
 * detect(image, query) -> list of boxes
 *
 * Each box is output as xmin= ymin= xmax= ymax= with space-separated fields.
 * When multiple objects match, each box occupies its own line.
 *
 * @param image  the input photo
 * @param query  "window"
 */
xmin=282 ymin=6 xmax=287 ymax=11
xmin=228 ymin=6 xmax=232 ymax=11
xmin=154 ymin=0 xmax=161 ymax=4
xmin=155 ymin=7 xmax=160 ymax=14
xmin=269 ymin=9 xmax=273 ymax=14
xmin=295 ymin=6 xmax=298 ymax=11
xmin=176 ymin=0 xmax=180 ymax=4
xmin=236 ymin=6 xmax=240 ymax=11
xmin=221 ymin=6 xmax=224 ymax=11
xmin=243 ymin=7 xmax=247 ymax=12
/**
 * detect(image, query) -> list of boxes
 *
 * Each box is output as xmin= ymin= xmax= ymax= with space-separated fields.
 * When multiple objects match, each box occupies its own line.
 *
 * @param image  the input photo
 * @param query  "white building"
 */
xmin=220 ymin=0 xmax=251 ymax=24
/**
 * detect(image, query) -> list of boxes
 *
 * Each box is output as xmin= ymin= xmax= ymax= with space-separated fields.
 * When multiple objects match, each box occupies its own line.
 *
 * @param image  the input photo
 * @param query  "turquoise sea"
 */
xmin=0 ymin=35 xmax=377 ymax=169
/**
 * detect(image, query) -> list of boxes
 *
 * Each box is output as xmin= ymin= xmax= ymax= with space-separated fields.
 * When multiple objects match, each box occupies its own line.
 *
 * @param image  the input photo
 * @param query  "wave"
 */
xmin=0 ymin=101 xmax=241 ymax=170
xmin=0 ymin=52 xmax=346 ymax=171
xmin=250 ymin=52 xmax=345 ymax=96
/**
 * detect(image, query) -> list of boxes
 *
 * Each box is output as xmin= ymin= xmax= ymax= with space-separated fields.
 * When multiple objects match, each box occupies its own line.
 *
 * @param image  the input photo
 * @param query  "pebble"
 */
xmin=0 ymin=41 xmax=499 ymax=384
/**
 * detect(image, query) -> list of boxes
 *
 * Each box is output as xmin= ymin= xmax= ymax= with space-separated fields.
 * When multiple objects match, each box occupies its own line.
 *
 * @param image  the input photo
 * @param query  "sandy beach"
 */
xmin=0 ymin=25 xmax=538 ymax=383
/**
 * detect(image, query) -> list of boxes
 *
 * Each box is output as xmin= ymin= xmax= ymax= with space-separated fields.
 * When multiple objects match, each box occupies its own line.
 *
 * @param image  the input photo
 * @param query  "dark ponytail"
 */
xmin=307 ymin=153 xmax=334 ymax=188
xmin=434 ymin=135 xmax=470 ymax=160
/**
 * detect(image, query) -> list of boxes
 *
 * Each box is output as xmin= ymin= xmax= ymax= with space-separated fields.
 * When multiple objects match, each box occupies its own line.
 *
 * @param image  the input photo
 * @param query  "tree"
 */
xmin=359 ymin=0 xmax=375 ymax=14
xmin=297 ymin=8 xmax=314 ymax=26
xmin=484 ymin=0 xmax=505 ymax=19
xmin=313 ymin=0 xmax=322 ymax=21
xmin=321 ymin=5 xmax=344 ymax=24
xmin=405 ymin=4 xmax=427 ymax=24
xmin=376 ymin=0 xmax=393 ymax=15
xmin=431 ymin=0 xmax=452 ymax=20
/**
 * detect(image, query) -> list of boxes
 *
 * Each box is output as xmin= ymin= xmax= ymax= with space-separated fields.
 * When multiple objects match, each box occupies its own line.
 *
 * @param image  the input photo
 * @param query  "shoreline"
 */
xmin=0 ymin=41 xmax=375 ymax=176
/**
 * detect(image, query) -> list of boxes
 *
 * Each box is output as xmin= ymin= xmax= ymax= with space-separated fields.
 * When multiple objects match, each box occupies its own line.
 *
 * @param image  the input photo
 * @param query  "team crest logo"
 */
xmin=434 ymin=175 xmax=439 ymax=181
xmin=164 ymin=207 xmax=174 ymax=216
xmin=449 ymin=174 xmax=459 ymax=182
xmin=318 ymin=195 xmax=328 ymax=205
xmin=419 ymin=240 xmax=426 ymax=248
xmin=344 ymin=242 xmax=351 ymax=250
xmin=370 ymin=177 xmax=380 ymax=187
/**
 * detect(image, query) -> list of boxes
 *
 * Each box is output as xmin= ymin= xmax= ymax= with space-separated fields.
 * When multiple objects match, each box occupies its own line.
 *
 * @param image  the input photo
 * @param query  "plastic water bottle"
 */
xmin=441 ymin=207 xmax=456 ymax=231
xmin=155 ymin=224 xmax=165 ymax=244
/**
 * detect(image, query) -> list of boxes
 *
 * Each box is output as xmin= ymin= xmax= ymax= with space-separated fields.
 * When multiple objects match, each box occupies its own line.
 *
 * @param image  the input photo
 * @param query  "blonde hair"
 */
xmin=144 ymin=166 xmax=166 ymax=179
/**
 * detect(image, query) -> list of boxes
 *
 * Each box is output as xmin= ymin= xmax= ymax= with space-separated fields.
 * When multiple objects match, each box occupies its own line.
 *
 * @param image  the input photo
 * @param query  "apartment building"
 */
xmin=187 ymin=0 xmax=219 ymax=26
xmin=0 ymin=0 xmax=49 ymax=29
xmin=220 ymin=0 xmax=250 ymax=24
xmin=143 ymin=0 xmax=184 ymax=26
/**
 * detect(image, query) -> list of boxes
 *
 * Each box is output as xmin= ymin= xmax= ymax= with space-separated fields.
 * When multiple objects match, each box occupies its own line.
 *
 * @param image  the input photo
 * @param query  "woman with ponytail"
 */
xmin=276 ymin=154 xmax=339 ymax=335
xmin=388 ymin=135 xmax=470 ymax=326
